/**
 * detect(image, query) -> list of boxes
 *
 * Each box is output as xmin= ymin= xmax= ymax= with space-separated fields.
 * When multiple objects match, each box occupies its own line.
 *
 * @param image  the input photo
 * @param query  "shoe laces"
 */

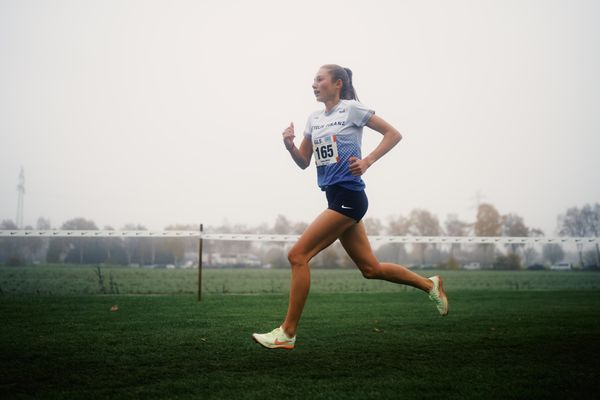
xmin=270 ymin=327 xmax=282 ymax=335
xmin=429 ymin=285 xmax=442 ymax=304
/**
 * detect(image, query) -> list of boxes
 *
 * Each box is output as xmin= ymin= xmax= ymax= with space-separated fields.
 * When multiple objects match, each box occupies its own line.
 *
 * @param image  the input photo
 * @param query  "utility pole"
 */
xmin=16 ymin=167 xmax=25 ymax=229
xmin=198 ymin=224 xmax=203 ymax=302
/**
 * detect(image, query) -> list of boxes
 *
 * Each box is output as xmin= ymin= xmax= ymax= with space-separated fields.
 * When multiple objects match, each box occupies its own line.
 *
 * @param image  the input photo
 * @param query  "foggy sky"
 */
xmin=1 ymin=0 xmax=599 ymax=235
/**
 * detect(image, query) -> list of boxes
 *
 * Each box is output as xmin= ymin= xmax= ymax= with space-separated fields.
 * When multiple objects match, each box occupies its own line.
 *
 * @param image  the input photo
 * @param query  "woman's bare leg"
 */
xmin=339 ymin=221 xmax=434 ymax=292
xmin=281 ymin=209 xmax=356 ymax=337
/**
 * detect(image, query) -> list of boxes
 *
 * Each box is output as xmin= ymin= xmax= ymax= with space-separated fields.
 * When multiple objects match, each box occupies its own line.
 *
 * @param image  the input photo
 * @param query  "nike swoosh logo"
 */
xmin=341 ymin=205 xmax=353 ymax=209
xmin=274 ymin=339 xmax=292 ymax=345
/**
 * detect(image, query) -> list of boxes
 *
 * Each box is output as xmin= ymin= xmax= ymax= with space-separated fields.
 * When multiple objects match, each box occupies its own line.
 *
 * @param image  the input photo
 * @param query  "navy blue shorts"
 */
xmin=325 ymin=185 xmax=369 ymax=222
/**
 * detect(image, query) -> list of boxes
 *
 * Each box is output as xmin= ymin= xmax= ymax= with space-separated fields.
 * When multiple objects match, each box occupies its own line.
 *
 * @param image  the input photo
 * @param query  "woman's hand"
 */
xmin=282 ymin=122 xmax=295 ymax=151
xmin=348 ymin=156 xmax=372 ymax=176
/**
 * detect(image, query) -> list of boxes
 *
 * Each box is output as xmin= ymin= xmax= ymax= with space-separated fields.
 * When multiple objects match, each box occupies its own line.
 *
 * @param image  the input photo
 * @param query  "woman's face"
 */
xmin=312 ymin=68 xmax=341 ymax=103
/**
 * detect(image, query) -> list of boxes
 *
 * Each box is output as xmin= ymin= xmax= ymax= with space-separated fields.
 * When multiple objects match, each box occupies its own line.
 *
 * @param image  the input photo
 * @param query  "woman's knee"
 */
xmin=359 ymin=263 xmax=382 ymax=279
xmin=288 ymin=247 xmax=308 ymax=268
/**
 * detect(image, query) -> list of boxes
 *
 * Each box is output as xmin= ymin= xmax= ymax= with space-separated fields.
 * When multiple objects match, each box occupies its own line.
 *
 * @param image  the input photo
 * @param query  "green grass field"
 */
xmin=1 ymin=266 xmax=599 ymax=399
xmin=3 ymin=265 xmax=600 ymax=295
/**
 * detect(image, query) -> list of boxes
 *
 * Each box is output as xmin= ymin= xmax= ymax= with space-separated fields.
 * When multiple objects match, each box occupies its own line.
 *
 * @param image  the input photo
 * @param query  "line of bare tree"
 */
xmin=1 ymin=203 xmax=598 ymax=269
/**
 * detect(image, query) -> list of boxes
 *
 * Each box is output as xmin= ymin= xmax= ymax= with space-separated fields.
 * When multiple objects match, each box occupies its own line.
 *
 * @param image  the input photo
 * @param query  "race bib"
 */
xmin=313 ymin=135 xmax=339 ymax=166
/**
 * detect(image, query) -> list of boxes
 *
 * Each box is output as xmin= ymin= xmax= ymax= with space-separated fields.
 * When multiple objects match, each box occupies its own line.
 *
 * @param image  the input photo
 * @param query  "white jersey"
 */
xmin=303 ymin=99 xmax=374 ymax=191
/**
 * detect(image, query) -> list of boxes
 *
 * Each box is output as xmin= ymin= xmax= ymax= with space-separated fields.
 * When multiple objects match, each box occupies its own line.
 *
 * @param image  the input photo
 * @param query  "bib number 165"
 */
xmin=313 ymin=135 xmax=339 ymax=167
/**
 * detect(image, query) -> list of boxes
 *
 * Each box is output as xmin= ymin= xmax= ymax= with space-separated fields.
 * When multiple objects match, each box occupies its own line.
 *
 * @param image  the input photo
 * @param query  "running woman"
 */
xmin=252 ymin=64 xmax=448 ymax=350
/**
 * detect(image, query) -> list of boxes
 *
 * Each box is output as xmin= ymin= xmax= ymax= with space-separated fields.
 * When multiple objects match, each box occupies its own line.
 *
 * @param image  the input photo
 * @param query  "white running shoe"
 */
xmin=252 ymin=326 xmax=296 ymax=350
xmin=428 ymin=275 xmax=449 ymax=316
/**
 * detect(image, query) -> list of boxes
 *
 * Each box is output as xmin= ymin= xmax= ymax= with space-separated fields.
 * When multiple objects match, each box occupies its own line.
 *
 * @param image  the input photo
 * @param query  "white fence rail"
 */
xmin=0 ymin=230 xmax=598 ymax=244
